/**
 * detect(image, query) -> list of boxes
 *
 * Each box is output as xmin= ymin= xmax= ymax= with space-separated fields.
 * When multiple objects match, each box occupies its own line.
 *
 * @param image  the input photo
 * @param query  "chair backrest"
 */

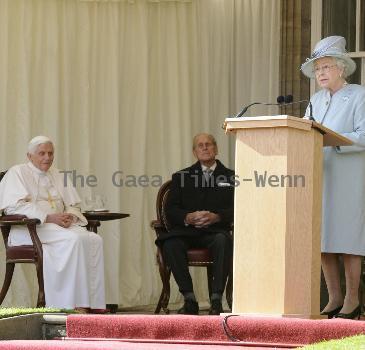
xmin=0 ymin=170 xmax=45 ymax=307
xmin=0 ymin=169 xmax=41 ymax=249
xmin=155 ymin=180 xmax=172 ymax=232
xmin=0 ymin=171 xmax=6 ymax=182
xmin=0 ymin=171 xmax=6 ymax=220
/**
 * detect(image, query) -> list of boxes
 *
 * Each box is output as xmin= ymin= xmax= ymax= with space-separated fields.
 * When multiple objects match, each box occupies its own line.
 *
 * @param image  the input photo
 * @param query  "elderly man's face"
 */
xmin=193 ymin=134 xmax=217 ymax=166
xmin=28 ymin=143 xmax=54 ymax=172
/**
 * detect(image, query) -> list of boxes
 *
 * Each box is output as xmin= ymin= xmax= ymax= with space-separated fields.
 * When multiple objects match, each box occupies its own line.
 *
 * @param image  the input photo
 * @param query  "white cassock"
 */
xmin=0 ymin=162 xmax=105 ymax=309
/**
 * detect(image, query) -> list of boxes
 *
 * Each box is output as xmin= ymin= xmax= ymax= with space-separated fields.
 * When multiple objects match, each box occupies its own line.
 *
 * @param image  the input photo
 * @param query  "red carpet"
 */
xmin=66 ymin=314 xmax=365 ymax=345
xmin=1 ymin=314 xmax=365 ymax=349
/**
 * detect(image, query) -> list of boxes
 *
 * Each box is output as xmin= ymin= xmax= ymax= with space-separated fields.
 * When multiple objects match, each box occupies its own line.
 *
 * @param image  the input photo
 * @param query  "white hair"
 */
xmin=334 ymin=57 xmax=350 ymax=78
xmin=27 ymin=136 xmax=54 ymax=154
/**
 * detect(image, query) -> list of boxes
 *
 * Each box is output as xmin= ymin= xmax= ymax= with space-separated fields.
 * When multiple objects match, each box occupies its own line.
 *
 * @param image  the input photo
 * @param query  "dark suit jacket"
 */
xmin=157 ymin=160 xmax=234 ymax=243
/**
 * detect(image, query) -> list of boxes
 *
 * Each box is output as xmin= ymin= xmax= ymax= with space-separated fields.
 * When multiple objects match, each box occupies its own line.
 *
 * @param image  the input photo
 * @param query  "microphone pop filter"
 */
xmin=284 ymin=94 xmax=293 ymax=103
xmin=276 ymin=95 xmax=285 ymax=104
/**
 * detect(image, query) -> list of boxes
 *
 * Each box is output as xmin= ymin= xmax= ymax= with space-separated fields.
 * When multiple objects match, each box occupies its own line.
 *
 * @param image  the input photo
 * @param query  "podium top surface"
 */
xmin=225 ymin=115 xmax=311 ymax=131
xmin=224 ymin=115 xmax=352 ymax=147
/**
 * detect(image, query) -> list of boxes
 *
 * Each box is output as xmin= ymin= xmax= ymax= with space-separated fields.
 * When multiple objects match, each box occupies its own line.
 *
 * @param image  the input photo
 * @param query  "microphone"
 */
xmin=276 ymin=95 xmax=293 ymax=104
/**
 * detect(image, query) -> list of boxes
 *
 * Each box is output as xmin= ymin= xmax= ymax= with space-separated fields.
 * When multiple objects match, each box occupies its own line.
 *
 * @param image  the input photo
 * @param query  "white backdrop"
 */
xmin=0 ymin=0 xmax=280 ymax=309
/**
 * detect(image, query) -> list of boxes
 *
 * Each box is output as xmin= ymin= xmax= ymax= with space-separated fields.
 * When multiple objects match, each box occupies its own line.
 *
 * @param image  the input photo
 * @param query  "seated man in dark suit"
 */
xmin=161 ymin=133 xmax=234 ymax=315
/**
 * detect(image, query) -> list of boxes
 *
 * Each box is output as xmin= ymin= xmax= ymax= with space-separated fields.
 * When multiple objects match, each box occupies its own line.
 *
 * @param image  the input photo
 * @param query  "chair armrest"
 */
xmin=151 ymin=220 xmax=169 ymax=240
xmin=0 ymin=215 xmax=42 ymax=256
xmin=1 ymin=214 xmax=28 ymax=221
xmin=151 ymin=220 xmax=164 ymax=229
xmin=0 ymin=215 xmax=40 ymax=226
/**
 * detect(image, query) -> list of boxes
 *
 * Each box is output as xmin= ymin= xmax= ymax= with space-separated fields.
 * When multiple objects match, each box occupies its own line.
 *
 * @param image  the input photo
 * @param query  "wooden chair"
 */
xmin=151 ymin=180 xmax=233 ymax=314
xmin=0 ymin=170 xmax=100 ymax=307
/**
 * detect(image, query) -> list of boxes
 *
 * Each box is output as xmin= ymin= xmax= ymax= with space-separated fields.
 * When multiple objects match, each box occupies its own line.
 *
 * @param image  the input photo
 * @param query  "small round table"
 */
xmin=83 ymin=212 xmax=130 ymax=233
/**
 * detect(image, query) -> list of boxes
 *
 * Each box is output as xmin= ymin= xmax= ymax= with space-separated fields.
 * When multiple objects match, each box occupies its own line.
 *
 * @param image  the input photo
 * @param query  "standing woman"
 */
xmin=301 ymin=36 xmax=365 ymax=319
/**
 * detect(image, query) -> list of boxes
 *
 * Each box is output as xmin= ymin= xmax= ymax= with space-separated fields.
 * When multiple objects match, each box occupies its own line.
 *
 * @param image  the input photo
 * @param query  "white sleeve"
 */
xmin=5 ymin=199 xmax=48 ymax=224
xmin=65 ymin=205 xmax=88 ymax=226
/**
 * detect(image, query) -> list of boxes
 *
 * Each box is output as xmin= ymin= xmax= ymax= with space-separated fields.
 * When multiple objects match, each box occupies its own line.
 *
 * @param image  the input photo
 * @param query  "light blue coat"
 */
xmin=308 ymin=84 xmax=365 ymax=255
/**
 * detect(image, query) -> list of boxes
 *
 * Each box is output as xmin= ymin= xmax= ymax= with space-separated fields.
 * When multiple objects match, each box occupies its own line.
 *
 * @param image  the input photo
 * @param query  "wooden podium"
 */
xmin=224 ymin=115 xmax=352 ymax=318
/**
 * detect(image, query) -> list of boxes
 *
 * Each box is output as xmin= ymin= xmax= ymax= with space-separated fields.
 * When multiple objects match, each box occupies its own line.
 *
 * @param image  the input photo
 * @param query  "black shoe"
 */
xmin=209 ymin=299 xmax=223 ymax=315
xmin=335 ymin=305 xmax=362 ymax=320
xmin=177 ymin=300 xmax=199 ymax=315
xmin=320 ymin=305 xmax=343 ymax=319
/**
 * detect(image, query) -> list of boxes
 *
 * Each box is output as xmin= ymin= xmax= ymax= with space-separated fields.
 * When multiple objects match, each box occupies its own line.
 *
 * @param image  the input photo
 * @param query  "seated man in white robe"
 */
xmin=0 ymin=136 xmax=105 ymax=310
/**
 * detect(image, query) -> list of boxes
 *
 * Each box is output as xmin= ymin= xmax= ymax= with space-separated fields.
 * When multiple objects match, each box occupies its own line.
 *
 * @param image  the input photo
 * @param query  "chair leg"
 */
xmin=360 ymin=258 xmax=364 ymax=316
xmin=155 ymin=251 xmax=171 ymax=314
xmin=155 ymin=268 xmax=171 ymax=314
xmin=160 ymin=268 xmax=171 ymax=314
xmin=0 ymin=263 xmax=15 ymax=305
xmin=35 ymin=262 xmax=45 ymax=307
xmin=226 ymin=272 xmax=233 ymax=310
xmin=207 ymin=265 xmax=213 ymax=300
xmin=226 ymin=257 xmax=233 ymax=310
xmin=155 ymin=290 xmax=165 ymax=314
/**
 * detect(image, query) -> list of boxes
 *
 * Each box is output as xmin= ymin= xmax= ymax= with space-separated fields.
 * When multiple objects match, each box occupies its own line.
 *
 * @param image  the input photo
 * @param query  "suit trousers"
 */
xmin=162 ymin=231 xmax=232 ymax=296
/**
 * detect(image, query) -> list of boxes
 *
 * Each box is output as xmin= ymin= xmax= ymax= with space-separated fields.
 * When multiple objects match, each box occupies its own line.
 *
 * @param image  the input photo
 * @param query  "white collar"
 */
xmin=27 ymin=161 xmax=48 ymax=176
xmin=201 ymin=162 xmax=217 ymax=172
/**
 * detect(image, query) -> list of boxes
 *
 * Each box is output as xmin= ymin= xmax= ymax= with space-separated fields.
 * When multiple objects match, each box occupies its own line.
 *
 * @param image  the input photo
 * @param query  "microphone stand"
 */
xmin=280 ymin=99 xmax=315 ymax=121
xmin=234 ymin=102 xmax=281 ymax=118
xmin=233 ymin=96 xmax=314 ymax=120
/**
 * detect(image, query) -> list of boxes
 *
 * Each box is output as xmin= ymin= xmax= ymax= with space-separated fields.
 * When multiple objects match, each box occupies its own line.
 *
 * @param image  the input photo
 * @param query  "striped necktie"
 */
xmin=204 ymin=168 xmax=213 ymax=182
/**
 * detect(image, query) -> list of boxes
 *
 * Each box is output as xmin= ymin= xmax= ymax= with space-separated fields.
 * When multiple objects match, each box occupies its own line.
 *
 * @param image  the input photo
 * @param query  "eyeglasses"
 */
xmin=313 ymin=64 xmax=337 ymax=75
xmin=196 ymin=142 xmax=214 ymax=149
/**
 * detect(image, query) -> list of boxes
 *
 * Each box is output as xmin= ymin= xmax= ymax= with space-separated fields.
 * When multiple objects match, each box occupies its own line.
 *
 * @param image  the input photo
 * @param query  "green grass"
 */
xmin=0 ymin=307 xmax=75 ymax=319
xmin=299 ymin=335 xmax=365 ymax=349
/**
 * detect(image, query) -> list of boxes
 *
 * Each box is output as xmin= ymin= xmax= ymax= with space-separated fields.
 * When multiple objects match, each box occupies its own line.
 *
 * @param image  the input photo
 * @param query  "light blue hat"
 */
xmin=301 ymin=36 xmax=356 ymax=78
